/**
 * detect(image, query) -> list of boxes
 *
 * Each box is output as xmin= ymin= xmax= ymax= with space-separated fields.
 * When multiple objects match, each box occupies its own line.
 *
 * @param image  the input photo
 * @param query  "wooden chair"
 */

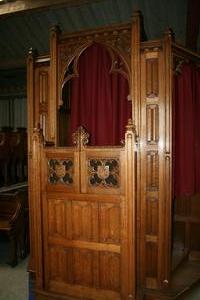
xmin=0 ymin=190 xmax=28 ymax=267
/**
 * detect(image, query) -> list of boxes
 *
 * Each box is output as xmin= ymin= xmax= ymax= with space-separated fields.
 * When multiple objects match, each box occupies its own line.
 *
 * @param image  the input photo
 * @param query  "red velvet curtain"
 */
xmin=194 ymin=66 xmax=200 ymax=192
xmin=69 ymin=43 xmax=131 ymax=146
xmin=173 ymin=63 xmax=200 ymax=197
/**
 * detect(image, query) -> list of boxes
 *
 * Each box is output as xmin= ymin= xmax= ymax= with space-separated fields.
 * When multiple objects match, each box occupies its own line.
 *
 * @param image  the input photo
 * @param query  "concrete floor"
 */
xmin=0 ymin=235 xmax=29 ymax=300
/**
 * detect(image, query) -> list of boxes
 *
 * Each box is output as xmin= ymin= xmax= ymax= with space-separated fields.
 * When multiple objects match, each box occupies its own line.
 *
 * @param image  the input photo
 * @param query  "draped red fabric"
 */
xmin=69 ymin=43 xmax=131 ymax=146
xmin=194 ymin=67 xmax=200 ymax=192
xmin=173 ymin=63 xmax=200 ymax=197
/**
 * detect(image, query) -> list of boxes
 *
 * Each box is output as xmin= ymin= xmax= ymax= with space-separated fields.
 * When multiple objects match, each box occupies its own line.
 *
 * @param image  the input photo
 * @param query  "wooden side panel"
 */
xmin=49 ymin=27 xmax=60 ymax=143
xmin=34 ymin=64 xmax=50 ymax=139
xmin=27 ymin=51 xmax=35 ymax=272
xmin=139 ymin=43 xmax=172 ymax=289
xmin=27 ymin=55 xmax=50 ymax=273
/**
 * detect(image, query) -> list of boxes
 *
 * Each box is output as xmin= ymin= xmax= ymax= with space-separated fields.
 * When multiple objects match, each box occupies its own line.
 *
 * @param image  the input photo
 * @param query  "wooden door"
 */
xmin=36 ymin=125 xmax=135 ymax=300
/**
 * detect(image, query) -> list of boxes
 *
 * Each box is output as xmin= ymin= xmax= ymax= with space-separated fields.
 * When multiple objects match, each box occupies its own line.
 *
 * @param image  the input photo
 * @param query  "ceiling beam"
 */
xmin=0 ymin=0 xmax=105 ymax=17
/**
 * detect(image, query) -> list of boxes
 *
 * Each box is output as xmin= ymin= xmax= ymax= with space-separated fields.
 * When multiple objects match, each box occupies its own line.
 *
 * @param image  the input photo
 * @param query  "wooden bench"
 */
xmin=0 ymin=189 xmax=28 ymax=267
xmin=0 ymin=127 xmax=27 ymax=186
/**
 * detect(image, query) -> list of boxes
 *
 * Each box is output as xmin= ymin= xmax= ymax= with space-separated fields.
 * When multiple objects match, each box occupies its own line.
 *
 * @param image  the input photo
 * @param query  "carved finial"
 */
xmin=50 ymin=25 xmax=61 ymax=34
xmin=164 ymin=28 xmax=175 ymax=41
xmin=28 ymin=47 xmax=37 ymax=58
xmin=132 ymin=10 xmax=142 ymax=19
xmin=72 ymin=126 xmax=89 ymax=149
xmin=125 ymin=119 xmax=137 ymax=146
xmin=28 ymin=47 xmax=33 ymax=55
xmin=126 ymin=119 xmax=135 ymax=132
xmin=33 ymin=123 xmax=44 ymax=144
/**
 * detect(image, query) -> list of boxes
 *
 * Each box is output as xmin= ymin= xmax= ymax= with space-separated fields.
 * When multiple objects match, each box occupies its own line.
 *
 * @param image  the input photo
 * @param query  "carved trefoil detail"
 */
xmin=59 ymin=27 xmax=131 ymax=77
xmin=48 ymin=159 xmax=73 ymax=185
xmin=88 ymin=159 xmax=120 ymax=188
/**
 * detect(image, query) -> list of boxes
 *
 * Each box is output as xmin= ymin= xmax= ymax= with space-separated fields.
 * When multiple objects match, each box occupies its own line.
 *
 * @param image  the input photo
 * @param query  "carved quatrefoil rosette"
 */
xmin=48 ymin=159 xmax=73 ymax=185
xmin=88 ymin=158 xmax=120 ymax=188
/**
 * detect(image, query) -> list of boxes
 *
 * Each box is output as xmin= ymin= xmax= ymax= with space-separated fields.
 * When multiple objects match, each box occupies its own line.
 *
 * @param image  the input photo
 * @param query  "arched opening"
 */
xmin=58 ymin=43 xmax=131 ymax=146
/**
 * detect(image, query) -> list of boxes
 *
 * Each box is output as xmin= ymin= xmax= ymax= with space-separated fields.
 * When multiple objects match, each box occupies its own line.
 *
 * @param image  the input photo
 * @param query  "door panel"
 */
xmin=41 ymin=141 xmax=134 ymax=299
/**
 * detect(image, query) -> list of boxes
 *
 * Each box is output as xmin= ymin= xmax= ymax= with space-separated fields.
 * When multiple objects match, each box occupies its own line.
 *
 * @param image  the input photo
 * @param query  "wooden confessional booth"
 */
xmin=27 ymin=11 xmax=200 ymax=300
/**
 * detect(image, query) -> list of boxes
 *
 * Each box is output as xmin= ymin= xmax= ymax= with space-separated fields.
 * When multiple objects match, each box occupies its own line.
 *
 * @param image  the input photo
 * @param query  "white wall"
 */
xmin=0 ymin=97 xmax=27 ymax=130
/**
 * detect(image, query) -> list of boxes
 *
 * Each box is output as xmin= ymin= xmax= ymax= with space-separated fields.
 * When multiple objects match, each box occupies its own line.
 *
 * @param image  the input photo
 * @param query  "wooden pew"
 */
xmin=0 ymin=127 xmax=27 ymax=186
xmin=0 ymin=128 xmax=13 ymax=186
xmin=0 ymin=188 xmax=28 ymax=267
xmin=10 ymin=128 xmax=28 ymax=183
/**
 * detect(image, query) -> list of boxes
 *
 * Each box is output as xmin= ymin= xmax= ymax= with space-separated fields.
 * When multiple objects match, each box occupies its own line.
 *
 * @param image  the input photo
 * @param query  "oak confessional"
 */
xmin=27 ymin=11 xmax=200 ymax=300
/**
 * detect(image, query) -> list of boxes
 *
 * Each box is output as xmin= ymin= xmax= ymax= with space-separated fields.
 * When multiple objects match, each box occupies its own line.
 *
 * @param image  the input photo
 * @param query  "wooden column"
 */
xmin=49 ymin=26 xmax=60 ymax=144
xmin=131 ymin=12 xmax=142 ymax=293
xmin=27 ymin=48 xmax=35 ymax=159
xmin=131 ymin=10 xmax=141 ymax=131
xmin=138 ymin=34 xmax=173 ymax=289
xmin=124 ymin=119 xmax=136 ymax=300
xmin=162 ymin=29 xmax=173 ymax=285
xmin=34 ymin=57 xmax=50 ymax=140
xmin=32 ymin=127 xmax=44 ymax=289
xmin=27 ymin=49 xmax=35 ymax=272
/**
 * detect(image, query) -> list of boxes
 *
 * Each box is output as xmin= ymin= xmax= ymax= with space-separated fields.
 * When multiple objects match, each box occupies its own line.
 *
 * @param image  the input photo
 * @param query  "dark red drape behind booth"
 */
xmin=173 ymin=63 xmax=200 ymax=197
xmin=194 ymin=66 xmax=200 ymax=192
xmin=69 ymin=43 xmax=132 ymax=146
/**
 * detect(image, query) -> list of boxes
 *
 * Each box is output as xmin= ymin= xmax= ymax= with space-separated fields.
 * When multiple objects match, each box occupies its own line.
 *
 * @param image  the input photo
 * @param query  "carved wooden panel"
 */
xmin=146 ymin=105 xmax=159 ymax=144
xmin=72 ymin=248 xmax=94 ymax=286
xmin=43 ymin=146 xmax=126 ymax=298
xmin=140 ymin=45 xmax=171 ymax=289
xmin=48 ymin=200 xmax=66 ymax=238
xmin=146 ymin=198 xmax=158 ymax=235
xmin=49 ymin=247 xmax=121 ymax=293
xmin=146 ymin=242 xmax=158 ymax=278
xmin=34 ymin=64 xmax=49 ymax=138
xmin=99 ymin=252 xmax=120 ymax=292
xmin=39 ymin=71 xmax=49 ymax=106
xmin=48 ymin=199 xmax=73 ymax=239
xmin=88 ymin=158 xmax=120 ymax=188
xmin=49 ymin=247 xmax=73 ymax=283
xmin=71 ymin=201 xmax=98 ymax=241
xmin=99 ymin=203 xmax=120 ymax=244
xmin=146 ymin=58 xmax=159 ymax=98
xmin=48 ymin=159 xmax=74 ymax=186
xmin=146 ymin=151 xmax=159 ymax=191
